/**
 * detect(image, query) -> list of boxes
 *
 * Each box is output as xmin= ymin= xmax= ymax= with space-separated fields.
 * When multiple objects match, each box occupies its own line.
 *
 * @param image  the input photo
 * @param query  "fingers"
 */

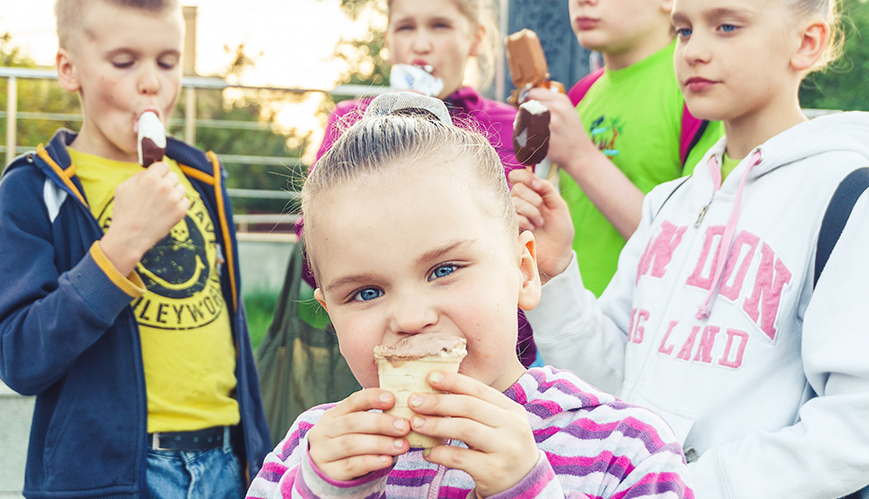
xmin=407 ymin=372 xmax=540 ymax=497
xmin=509 ymin=170 xmax=561 ymax=212
xmin=145 ymin=160 xmax=170 ymax=175
xmin=330 ymin=388 xmax=398 ymax=417
xmin=308 ymin=389 xmax=412 ymax=481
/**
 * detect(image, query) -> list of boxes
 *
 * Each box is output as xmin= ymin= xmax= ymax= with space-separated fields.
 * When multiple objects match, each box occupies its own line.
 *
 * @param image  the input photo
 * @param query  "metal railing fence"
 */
xmin=2 ymin=66 xmax=389 ymax=230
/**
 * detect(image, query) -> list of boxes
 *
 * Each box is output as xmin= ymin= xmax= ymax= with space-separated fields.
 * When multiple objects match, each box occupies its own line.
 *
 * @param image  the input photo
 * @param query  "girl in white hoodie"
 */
xmin=509 ymin=0 xmax=869 ymax=497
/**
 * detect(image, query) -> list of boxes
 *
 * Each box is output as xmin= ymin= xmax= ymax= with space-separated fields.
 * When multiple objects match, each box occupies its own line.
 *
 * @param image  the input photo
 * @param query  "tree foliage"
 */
xmin=799 ymin=0 xmax=869 ymax=112
xmin=1 ymin=36 xmax=308 ymax=216
xmin=333 ymin=0 xmax=390 ymax=91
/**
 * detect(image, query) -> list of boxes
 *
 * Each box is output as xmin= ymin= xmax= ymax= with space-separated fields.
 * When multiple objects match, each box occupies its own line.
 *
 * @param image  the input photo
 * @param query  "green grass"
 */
xmin=244 ymin=291 xmax=278 ymax=353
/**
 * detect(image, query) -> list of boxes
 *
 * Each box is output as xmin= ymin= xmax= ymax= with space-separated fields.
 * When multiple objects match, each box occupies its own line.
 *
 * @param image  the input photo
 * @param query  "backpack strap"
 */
xmin=679 ymin=106 xmax=710 ymax=167
xmin=567 ymin=68 xmax=710 ymax=168
xmin=567 ymin=68 xmax=605 ymax=107
xmin=814 ymin=167 xmax=869 ymax=288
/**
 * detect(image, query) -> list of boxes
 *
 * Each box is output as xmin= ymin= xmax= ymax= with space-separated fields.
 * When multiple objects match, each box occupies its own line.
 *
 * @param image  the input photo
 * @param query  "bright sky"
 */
xmin=0 ymin=0 xmax=381 ymax=154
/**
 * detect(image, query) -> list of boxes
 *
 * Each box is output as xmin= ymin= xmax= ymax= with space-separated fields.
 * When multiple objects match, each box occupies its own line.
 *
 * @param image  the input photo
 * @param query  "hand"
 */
xmin=307 ymin=389 xmax=411 ymax=481
xmin=100 ymin=161 xmax=190 ymax=275
xmin=509 ymin=169 xmax=574 ymax=284
xmin=407 ymin=371 xmax=539 ymax=498
xmin=525 ymin=87 xmax=596 ymax=179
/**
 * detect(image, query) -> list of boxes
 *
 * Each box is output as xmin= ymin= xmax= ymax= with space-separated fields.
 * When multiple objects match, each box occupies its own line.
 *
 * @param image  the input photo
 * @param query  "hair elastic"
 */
xmin=363 ymin=92 xmax=453 ymax=126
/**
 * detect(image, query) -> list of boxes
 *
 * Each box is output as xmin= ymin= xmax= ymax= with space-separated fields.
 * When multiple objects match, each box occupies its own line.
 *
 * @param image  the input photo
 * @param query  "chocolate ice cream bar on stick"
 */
xmin=137 ymin=111 xmax=166 ymax=167
xmin=505 ymin=29 xmax=566 ymax=107
xmin=513 ymin=100 xmax=551 ymax=172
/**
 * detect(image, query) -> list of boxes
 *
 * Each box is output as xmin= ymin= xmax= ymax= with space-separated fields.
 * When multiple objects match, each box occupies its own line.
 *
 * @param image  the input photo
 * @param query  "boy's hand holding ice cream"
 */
xmin=98 ymin=112 xmax=188 ymax=276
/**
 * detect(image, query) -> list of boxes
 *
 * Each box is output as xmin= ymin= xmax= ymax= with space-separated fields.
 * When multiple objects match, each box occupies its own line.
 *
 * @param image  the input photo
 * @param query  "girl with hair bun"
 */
xmin=512 ymin=0 xmax=869 ymax=496
xmin=247 ymin=92 xmax=694 ymax=499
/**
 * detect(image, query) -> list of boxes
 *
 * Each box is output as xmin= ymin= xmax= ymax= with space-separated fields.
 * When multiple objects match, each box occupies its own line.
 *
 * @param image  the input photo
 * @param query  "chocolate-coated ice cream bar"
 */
xmin=513 ymin=100 xmax=551 ymax=168
xmin=506 ymin=29 xmax=549 ymax=89
xmin=137 ymin=111 xmax=166 ymax=167
xmin=505 ymin=29 xmax=566 ymax=107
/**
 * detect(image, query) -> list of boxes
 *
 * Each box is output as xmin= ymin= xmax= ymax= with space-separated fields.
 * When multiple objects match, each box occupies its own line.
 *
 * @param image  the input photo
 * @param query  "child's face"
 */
xmin=310 ymin=162 xmax=539 ymax=393
xmin=387 ymin=0 xmax=483 ymax=99
xmin=57 ymin=1 xmax=183 ymax=162
xmin=568 ymin=0 xmax=672 ymax=58
xmin=672 ymin=0 xmax=805 ymax=123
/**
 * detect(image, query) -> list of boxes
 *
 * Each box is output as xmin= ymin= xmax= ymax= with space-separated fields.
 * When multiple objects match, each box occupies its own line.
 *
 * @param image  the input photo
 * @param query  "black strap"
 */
xmin=814 ymin=167 xmax=869 ymax=288
xmin=653 ymin=176 xmax=692 ymax=220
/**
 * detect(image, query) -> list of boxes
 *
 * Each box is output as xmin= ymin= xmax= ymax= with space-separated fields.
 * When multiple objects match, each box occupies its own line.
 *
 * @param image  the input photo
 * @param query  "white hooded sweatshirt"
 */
xmin=527 ymin=112 xmax=869 ymax=499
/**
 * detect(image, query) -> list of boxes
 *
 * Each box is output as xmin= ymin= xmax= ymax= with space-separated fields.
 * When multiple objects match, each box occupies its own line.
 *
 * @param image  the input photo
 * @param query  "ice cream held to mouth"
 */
xmin=137 ymin=111 xmax=167 ymax=167
xmin=374 ymin=334 xmax=468 ymax=448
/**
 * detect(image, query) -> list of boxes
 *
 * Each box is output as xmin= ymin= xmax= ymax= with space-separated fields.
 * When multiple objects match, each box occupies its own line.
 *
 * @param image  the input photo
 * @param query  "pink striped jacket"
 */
xmin=246 ymin=367 xmax=693 ymax=499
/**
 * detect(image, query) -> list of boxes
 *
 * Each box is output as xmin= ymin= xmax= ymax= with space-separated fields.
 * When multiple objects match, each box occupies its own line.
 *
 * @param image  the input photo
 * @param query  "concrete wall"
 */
xmin=0 ymin=381 xmax=31 ymax=499
xmin=237 ymin=232 xmax=296 ymax=297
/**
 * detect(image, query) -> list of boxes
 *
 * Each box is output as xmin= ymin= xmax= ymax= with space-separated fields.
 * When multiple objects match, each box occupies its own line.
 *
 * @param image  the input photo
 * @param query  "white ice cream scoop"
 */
xmin=137 ymin=111 xmax=167 ymax=167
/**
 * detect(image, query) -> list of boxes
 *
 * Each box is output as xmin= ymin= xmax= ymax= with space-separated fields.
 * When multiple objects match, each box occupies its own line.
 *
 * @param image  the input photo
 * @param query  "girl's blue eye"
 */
xmin=429 ymin=265 xmax=456 ymax=281
xmin=720 ymin=24 xmax=736 ymax=33
xmin=677 ymin=28 xmax=692 ymax=38
xmin=354 ymin=288 xmax=383 ymax=302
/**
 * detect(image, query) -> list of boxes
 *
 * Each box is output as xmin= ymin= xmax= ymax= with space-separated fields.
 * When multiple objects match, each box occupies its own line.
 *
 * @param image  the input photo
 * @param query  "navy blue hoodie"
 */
xmin=0 ymin=129 xmax=270 ymax=499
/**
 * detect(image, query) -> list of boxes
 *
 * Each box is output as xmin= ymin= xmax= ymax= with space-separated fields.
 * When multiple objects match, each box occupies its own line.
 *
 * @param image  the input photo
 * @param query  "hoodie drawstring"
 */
xmin=696 ymin=149 xmax=764 ymax=320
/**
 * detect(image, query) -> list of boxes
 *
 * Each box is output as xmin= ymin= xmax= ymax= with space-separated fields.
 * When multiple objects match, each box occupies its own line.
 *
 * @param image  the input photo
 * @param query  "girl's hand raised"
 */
xmin=407 ymin=371 xmax=540 ymax=498
xmin=509 ymin=169 xmax=575 ymax=284
xmin=306 ymin=389 xmax=411 ymax=481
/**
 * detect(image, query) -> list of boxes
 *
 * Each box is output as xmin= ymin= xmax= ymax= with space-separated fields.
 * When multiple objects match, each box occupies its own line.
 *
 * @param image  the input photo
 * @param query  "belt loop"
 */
xmin=223 ymin=426 xmax=232 ymax=452
xmin=152 ymin=432 xmax=165 ymax=451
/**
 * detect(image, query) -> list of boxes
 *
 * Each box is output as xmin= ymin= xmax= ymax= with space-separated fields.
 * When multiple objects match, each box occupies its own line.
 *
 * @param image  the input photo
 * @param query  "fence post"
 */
xmin=185 ymin=86 xmax=196 ymax=146
xmin=5 ymin=76 xmax=17 ymax=167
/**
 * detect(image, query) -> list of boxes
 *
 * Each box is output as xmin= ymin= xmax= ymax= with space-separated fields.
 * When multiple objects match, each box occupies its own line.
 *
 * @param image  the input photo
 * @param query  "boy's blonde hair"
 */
xmin=387 ymin=0 xmax=500 ymax=91
xmin=301 ymin=93 xmax=518 ymax=283
xmin=55 ymin=0 xmax=180 ymax=49
xmin=788 ymin=0 xmax=844 ymax=73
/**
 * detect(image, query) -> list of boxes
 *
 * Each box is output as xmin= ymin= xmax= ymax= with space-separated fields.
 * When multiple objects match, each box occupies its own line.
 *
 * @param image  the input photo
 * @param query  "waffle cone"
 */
xmin=376 ymin=355 xmax=464 ymax=449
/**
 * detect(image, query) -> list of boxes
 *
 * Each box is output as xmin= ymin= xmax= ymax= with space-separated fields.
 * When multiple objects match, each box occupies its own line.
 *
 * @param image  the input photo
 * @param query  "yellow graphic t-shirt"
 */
xmin=69 ymin=148 xmax=240 ymax=433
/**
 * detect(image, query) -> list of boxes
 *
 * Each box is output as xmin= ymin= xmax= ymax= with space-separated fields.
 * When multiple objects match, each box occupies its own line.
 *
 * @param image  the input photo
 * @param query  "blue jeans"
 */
xmin=145 ymin=427 xmax=244 ymax=499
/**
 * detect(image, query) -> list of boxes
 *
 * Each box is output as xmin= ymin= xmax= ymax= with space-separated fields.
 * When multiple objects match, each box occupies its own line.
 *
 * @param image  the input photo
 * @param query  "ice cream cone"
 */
xmin=374 ymin=336 xmax=467 ymax=449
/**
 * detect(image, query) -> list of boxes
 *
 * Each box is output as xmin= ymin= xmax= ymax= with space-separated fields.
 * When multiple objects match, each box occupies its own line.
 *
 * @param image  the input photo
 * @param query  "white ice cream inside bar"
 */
xmin=137 ymin=111 xmax=166 ymax=164
xmin=520 ymin=99 xmax=548 ymax=115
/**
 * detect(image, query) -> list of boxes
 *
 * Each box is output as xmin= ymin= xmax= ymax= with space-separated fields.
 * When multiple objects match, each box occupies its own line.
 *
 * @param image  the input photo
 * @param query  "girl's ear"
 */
xmin=791 ymin=18 xmax=829 ymax=72
xmin=468 ymin=23 xmax=485 ymax=58
xmin=517 ymin=230 xmax=541 ymax=312
xmin=56 ymin=48 xmax=81 ymax=93
xmin=314 ymin=288 xmax=329 ymax=313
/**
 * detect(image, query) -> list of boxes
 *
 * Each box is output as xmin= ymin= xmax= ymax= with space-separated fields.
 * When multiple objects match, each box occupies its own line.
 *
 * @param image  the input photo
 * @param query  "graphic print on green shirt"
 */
xmin=561 ymin=41 xmax=724 ymax=297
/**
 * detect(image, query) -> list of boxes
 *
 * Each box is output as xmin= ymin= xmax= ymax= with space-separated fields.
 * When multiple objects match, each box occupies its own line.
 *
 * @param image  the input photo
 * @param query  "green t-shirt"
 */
xmin=561 ymin=41 xmax=724 ymax=296
xmin=721 ymin=152 xmax=740 ymax=181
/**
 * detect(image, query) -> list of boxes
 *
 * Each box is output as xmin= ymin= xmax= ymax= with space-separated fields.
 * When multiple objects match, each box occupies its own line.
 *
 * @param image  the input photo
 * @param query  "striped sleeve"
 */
xmin=245 ymin=404 xmax=391 ymax=499
xmin=516 ymin=368 xmax=694 ymax=499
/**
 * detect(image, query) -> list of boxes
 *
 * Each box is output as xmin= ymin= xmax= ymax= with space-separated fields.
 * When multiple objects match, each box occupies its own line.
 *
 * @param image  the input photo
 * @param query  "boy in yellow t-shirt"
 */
xmin=0 ymin=1 xmax=270 ymax=498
